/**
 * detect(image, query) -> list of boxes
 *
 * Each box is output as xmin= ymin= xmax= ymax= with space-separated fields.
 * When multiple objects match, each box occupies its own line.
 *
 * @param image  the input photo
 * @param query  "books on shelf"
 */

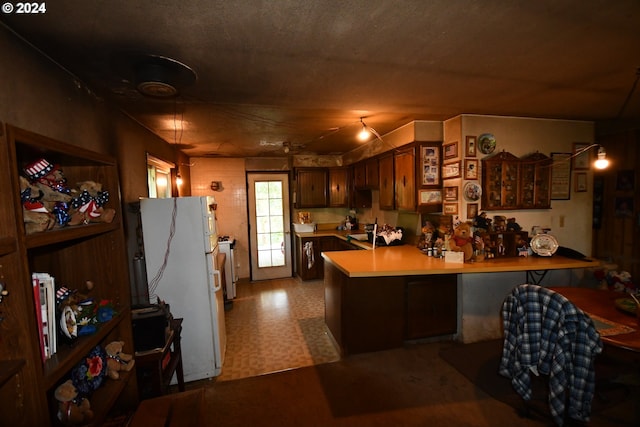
xmin=31 ymin=272 xmax=57 ymax=360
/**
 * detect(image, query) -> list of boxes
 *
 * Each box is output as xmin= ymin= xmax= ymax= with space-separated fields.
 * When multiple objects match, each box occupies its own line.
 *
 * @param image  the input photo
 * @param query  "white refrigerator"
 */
xmin=140 ymin=196 xmax=226 ymax=381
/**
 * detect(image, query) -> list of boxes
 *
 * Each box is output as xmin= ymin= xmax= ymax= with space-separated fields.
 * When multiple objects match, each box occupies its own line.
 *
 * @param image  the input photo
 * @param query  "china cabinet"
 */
xmin=0 ymin=125 xmax=137 ymax=426
xmin=481 ymin=151 xmax=520 ymax=210
xmin=519 ymin=152 xmax=551 ymax=209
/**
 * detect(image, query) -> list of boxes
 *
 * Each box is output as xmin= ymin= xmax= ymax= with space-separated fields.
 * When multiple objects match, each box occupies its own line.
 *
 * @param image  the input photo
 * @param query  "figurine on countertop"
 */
xmin=448 ymin=222 xmax=474 ymax=262
xmin=473 ymin=212 xmax=492 ymax=232
xmin=506 ymin=217 xmax=522 ymax=232
xmin=493 ymin=215 xmax=507 ymax=232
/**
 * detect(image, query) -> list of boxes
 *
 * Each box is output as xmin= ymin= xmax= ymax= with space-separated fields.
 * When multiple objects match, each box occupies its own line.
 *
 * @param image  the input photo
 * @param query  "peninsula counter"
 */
xmin=321 ymin=246 xmax=600 ymax=355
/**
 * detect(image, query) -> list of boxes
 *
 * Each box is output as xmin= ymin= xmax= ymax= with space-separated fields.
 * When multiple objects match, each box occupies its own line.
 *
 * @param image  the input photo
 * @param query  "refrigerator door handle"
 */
xmin=211 ymin=269 xmax=222 ymax=292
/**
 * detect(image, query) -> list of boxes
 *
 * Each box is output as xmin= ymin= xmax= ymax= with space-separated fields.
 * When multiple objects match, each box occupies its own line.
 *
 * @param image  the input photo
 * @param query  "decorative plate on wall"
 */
xmin=478 ymin=133 xmax=496 ymax=154
xmin=463 ymin=182 xmax=482 ymax=202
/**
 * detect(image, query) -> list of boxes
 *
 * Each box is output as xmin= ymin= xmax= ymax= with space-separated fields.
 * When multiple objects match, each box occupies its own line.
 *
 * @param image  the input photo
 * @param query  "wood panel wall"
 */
xmin=592 ymin=130 xmax=640 ymax=280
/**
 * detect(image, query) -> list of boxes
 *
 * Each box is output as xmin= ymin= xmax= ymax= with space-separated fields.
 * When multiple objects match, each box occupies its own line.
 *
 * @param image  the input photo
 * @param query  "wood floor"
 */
xmin=171 ymin=276 xmax=638 ymax=426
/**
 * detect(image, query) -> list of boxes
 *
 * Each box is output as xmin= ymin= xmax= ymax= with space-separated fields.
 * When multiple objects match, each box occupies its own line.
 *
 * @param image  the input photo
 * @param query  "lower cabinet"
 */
xmin=296 ymin=236 xmax=321 ymax=280
xmin=406 ymin=275 xmax=457 ymax=339
xmin=295 ymin=236 xmax=360 ymax=281
xmin=324 ymin=262 xmax=458 ymax=355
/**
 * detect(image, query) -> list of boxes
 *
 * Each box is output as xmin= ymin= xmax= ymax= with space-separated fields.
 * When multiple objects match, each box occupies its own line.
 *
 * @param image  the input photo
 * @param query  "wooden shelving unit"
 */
xmin=0 ymin=124 xmax=137 ymax=426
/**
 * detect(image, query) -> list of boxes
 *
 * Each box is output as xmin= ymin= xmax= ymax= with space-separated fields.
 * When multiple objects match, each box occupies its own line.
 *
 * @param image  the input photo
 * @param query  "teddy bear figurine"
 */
xmin=104 ymin=341 xmax=135 ymax=380
xmin=70 ymin=181 xmax=116 ymax=225
xmin=54 ymin=379 xmax=94 ymax=426
xmin=22 ymin=158 xmax=78 ymax=228
xmin=19 ymin=176 xmax=56 ymax=234
xmin=448 ymin=222 xmax=474 ymax=262
xmin=24 ymin=158 xmax=72 ymax=195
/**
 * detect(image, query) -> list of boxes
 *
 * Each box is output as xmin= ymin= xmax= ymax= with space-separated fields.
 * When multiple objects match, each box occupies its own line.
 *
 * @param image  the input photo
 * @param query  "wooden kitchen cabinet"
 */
xmin=295 ymin=236 xmax=323 ymax=280
xmin=295 ymin=168 xmax=328 ymax=208
xmin=354 ymin=157 xmax=379 ymax=190
xmin=295 ymin=236 xmax=360 ymax=281
xmin=405 ymin=275 xmax=457 ymax=339
xmin=394 ymin=146 xmax=416 ymax=211
xmin=378 ymin=153 xmax=395 ymax=210
xmin=353 ymin=161 xmax=366 ymax=189
xmin=0 ymin=125 xmax=137 ymax=426
xmin=329 ymin=167 xmax=350 ymax=207
xmin=324 ymin=263 xmax=458 ymax=355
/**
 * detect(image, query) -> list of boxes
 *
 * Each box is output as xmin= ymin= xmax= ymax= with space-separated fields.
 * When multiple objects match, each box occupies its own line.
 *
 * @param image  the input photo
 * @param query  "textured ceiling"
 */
xmin=1 ymin=0 xmax=639 ymax=157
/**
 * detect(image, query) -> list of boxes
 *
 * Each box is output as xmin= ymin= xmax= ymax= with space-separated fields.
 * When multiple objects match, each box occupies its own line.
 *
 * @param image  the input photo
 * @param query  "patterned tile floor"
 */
xmin=216 ymin=277 xmax=340 ymax=382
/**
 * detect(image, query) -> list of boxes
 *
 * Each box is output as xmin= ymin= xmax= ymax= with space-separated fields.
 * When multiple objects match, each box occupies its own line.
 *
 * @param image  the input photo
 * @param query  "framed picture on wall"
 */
xmin=442 ymin=161 xmax=461 ymax=179
xmin=615 ymin=197 xmax=633 ymax=218
xmin=616 ymin=170 xmax=634 ymax=191
xmin=443 ymin=141 xmax=459 ymax=160
xmin=551 ymin=152 xmax=571 ymax=200
xmin=467 ymin=203 xmax=478 ymax=220
xmin=465 ymin=135 xmax=477 ymax=157
xmin=464 ymin=159 xmax=479 ymax=180
xmin=444 ymin=186 xmax=458 ymax=201
xmin=420 ymin=143 xmax=441 ymax=187
xmin=575 ymin=172 xmax=587 ymax=192
xmin=443 ymin=202 xmax=458 ymax=215
xmin=572 ymin=143 xmax=591 ymax=170
xmin=419 ymin=189 xmax=442 ymax=205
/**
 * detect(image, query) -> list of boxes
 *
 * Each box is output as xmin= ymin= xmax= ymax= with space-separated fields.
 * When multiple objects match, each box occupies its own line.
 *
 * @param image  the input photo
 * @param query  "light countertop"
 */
xmin=321 ymin=245 xmax=600 ymax=277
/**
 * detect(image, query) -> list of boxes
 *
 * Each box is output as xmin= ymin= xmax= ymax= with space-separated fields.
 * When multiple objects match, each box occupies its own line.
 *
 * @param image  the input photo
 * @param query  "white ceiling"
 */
xmin=2 ymin=0 xmax=639 ymax=157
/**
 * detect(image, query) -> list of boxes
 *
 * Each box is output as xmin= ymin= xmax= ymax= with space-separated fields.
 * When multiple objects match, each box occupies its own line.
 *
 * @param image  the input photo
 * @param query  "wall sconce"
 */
xmin=594 ymin=146 xmax=609 ymax=170
xmin=211 ymin=181 xmax=223 ymax=191
xmin=176 ymin=172 xmax=183 ymax=186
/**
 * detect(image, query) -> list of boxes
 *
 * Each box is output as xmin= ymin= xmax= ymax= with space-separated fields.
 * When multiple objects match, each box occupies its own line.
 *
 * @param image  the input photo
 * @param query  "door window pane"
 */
xmin=255 ymin=180 xmax=285 ymax=268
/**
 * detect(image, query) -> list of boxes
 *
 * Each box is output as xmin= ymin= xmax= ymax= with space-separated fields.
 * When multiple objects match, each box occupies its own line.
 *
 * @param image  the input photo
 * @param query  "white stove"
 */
xmin=218 ymin=236 xmax=237 ymax=299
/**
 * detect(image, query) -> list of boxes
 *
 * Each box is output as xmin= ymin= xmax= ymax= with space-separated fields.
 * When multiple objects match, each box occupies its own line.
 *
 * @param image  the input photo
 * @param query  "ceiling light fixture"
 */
xmin=357 ymin=117 xmax=372 ymax=141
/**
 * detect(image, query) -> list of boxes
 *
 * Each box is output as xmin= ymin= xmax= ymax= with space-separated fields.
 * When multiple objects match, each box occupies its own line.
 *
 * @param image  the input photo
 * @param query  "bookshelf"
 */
xmin=0 ymin=124 xmax=138 ymax=426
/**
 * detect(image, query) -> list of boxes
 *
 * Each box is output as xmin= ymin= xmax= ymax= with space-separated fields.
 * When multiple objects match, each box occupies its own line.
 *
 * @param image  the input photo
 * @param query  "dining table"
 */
xmin=551 ymin=286 xmax=640 ymax=353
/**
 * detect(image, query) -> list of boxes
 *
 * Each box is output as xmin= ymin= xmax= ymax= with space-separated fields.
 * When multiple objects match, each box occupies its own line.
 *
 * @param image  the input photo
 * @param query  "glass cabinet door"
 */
xmin=520 ymin=152 xmax=551 ymax=209
xmin=482 ymin=151 xmax=520 ymax=210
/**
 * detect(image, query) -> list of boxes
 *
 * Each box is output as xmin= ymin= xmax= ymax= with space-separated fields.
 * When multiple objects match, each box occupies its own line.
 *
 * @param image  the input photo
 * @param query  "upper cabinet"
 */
xmin=482 ymin=151 xmax=551 ymax=210
xmin=394 ymin=146 xmax=416 ymax=211
xmin=295 ymin=168 xmax=328 ymax=208
xmin=353 ymin=157 xmax=379 ymax=190
xmin=328 ymin=167 xmax=350 ymax=207
xmin=378 ymin=153 xmax=395 ymax=210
